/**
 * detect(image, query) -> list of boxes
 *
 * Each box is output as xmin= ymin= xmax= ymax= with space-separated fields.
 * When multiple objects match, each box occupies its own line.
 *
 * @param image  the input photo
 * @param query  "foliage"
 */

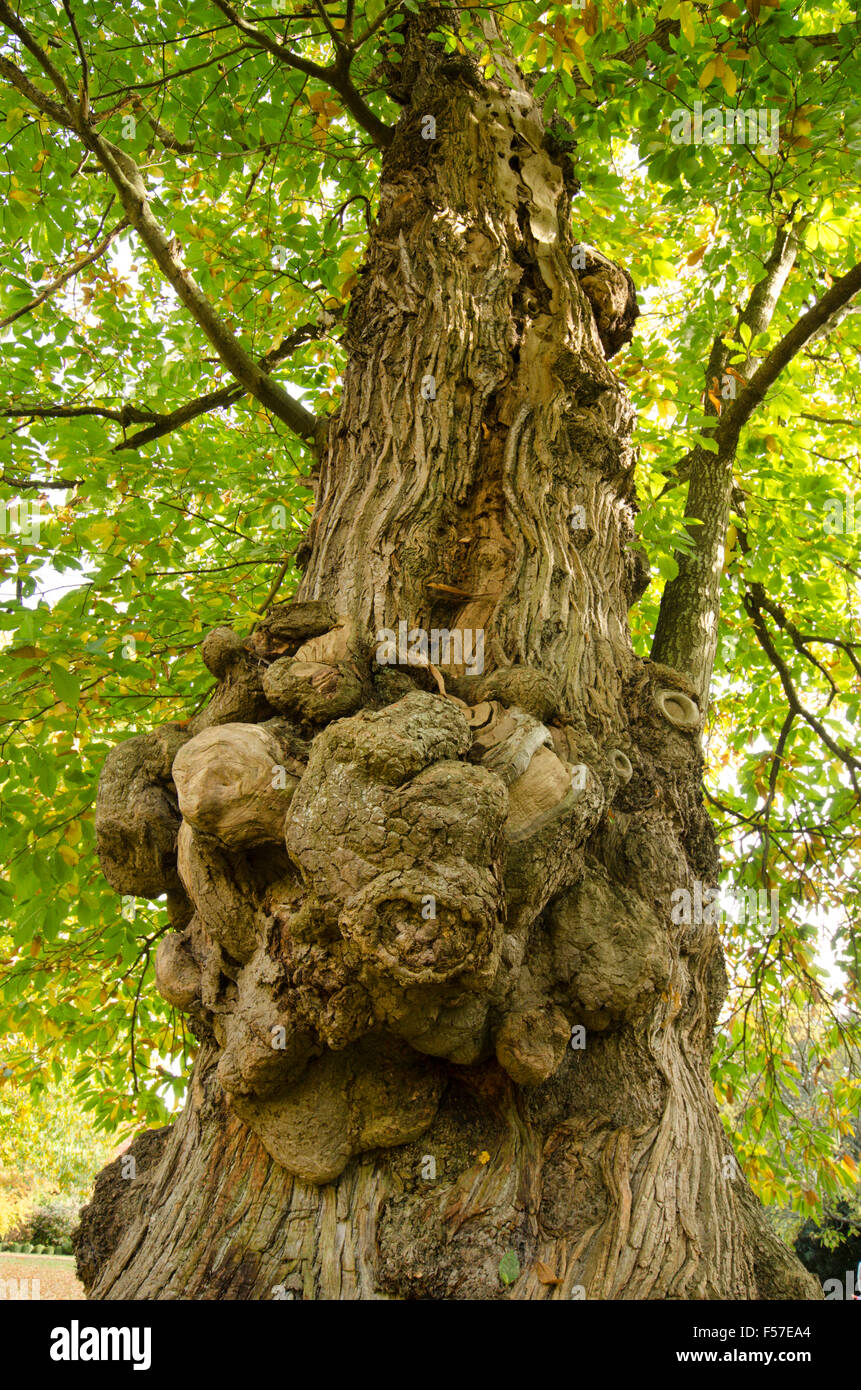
xmin=0 ymin=1168 xmax=33 ymax=1244
xmin=0 ymin=0 xmax=859 ymax=1225
xmin=4 ymin=1194 xmax=80 ymax=1252
xmin=0 ymin=1049 xmax=115 ymax=1228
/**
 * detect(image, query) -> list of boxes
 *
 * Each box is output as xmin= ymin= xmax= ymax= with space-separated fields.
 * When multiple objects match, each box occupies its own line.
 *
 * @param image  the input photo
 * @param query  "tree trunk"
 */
xmin=77 ymin=13 xmax=820 ymax=1301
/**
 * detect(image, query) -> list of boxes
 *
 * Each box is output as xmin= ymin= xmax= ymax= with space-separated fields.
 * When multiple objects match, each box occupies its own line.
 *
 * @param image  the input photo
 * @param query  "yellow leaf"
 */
xmin=699 ymin=59 xmax=717 ymax=89
xmin=679 ymin=1 xmax=695 ymax=43
xmin=720 ymin=65 xmax=737 ymax=97
xmin=817 ymin=221 xmax=839 ymax=252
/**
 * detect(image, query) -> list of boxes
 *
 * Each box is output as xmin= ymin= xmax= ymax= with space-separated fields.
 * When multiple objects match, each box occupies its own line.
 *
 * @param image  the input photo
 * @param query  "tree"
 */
xmin=1 ymin=0 xmax=859 ymax=1300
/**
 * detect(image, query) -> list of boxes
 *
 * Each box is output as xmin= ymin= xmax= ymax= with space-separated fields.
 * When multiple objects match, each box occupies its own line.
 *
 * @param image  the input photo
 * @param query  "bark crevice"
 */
xmin=80 ymin=13 xmax=819 ymax=1302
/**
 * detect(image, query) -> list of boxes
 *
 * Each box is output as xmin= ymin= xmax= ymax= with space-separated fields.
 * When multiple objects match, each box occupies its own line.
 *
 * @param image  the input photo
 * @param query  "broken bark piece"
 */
xmin=261 ymin=616 xmax=369 ymax=723
xmin=506 ymin=745 xmax=573 ymax=834
xmin=95 ymin=723 xmax=191 ymax=898
xmin=466 ymin=700 xmax=494 ymax=728
xmin=470 ymin=703 xmax=553 ymax=784
xmin=504 ymin=759 xmax=606 ymax=934
xmin=468 ymin=704 xmax=576 ymax=837
xmin=172 ymin=721 xmax=302 ymax=848
xmin=292 ymin=615 xmax=356 ymax=665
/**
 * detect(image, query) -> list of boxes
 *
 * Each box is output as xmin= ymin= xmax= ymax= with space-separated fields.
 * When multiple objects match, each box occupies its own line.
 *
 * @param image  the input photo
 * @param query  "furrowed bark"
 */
xmin=78 ymin=9 xmax=820 ymax=1302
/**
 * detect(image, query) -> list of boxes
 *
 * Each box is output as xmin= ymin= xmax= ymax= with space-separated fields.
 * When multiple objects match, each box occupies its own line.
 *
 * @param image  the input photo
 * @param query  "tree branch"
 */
xmin=0 ymin=473 xmax=83 ymax=490
xmin=2 ymin=320 xmax=335 ymax=455
xmin=1 ymin=403 xmax=159 ymax=424
xmin=651 ymin=221 xmax=861 ymax=704
xmin=658 ymin=214 xmax=809 ymax=497
xmin=210 ymin=0 xmax=393 ymax=147
xmin=114 ymin=317 xmax=334 ymax=451
xmin=0 ymin=219 xmax=128 ymax=330
xmin=717 ymin=260 xmax=861 ymax=451
xmin=0 ymin=52 xmax=76 ymax=132
xmin=139 ymin=105 xmax=195 ymax=155
xmin=0 ymin=2 xmax=321 ymax=451
xmin=60 ymin=0 xmax=89 ymax=118
xmin=743 ymin=588 xmax=860 ymax=792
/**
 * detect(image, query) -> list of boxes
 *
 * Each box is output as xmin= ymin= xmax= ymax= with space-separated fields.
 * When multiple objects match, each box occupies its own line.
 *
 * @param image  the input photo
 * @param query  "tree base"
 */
xmin=75 ymin=1040 xmax=820 ymax=1301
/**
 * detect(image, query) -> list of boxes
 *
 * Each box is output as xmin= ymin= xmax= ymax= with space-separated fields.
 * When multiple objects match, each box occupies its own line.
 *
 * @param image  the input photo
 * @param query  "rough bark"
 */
xmin=77 ymin=11 xmax=820 ymax=1301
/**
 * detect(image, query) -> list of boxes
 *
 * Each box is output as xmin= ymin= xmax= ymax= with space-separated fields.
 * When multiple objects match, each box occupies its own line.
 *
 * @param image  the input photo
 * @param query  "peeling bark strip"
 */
xmin=79 ymin=11 xmax=819 ymax=1300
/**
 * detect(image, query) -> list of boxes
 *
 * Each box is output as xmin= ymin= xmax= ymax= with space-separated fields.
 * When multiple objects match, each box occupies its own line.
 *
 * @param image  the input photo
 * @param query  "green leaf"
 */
xmin=49 ymin=665 xmax=81 ymax=710
xmin=498 ymin=1249 xmax=521 ymax=1286
xmin=656 ymin=553 xmax=680 ymax=581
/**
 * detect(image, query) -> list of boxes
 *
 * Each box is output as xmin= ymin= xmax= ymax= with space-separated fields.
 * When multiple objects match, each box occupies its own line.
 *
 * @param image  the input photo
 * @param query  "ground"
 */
xmin=0 ymin=1252 xmax=84 ymax=1300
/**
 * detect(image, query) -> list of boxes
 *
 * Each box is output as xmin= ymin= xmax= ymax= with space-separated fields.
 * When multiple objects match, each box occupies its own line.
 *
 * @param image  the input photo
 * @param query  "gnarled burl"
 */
xmin=79 ymin=11 xmax=818 ymax=1300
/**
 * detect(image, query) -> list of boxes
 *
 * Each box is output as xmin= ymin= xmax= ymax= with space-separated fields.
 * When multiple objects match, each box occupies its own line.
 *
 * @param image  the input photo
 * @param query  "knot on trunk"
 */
xmin=573 ymin=244 xmax=640 ymax=358
xmin=95 ymin=607 xmax=679 ymax=1185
